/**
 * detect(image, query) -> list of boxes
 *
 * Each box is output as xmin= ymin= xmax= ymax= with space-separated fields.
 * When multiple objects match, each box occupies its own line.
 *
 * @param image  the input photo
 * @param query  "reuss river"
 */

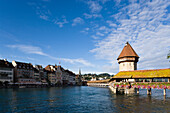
xmin=0 ymin=87 xmax=170 ymax=113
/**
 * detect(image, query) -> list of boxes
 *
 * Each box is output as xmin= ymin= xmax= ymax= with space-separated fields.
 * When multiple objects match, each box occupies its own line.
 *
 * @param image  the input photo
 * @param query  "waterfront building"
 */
xmin=34 ymin=67 xmax=40 ymax=82
xmin=12 ymin=61 xmax=35 ymax=84
xmin=75 ymin=69 xmax=82 ymax=85
xmin=45 ymin=65 xmax=57 ymax=85
xmin=61 ymin=69 xmax=69 ymax=85
xmin=34 ymin=65 xmax=48 ymax=84
xmin=55 ymin=65 xmax=63 ymax=85
xmin=91 ymin=77 xmax=97 ymax=81
xmin=0 ymin=59 xmax=14 ymax=83
xmin=68 ymin=70 xmax=76 ymax=85
xmin=45 ymin=64 xmax=77 ymax=86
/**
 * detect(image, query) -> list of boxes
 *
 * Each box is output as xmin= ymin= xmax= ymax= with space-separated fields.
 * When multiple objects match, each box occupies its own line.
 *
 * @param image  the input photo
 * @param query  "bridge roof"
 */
xmin=87 ymin=79 xmax=110 ymax=83
xmin=113 ymin=68 xmax=170 ymax=79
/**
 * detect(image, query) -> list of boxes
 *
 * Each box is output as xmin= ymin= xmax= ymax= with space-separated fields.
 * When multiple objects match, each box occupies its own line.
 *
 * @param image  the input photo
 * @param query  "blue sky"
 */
xmin=0 ymin=0 xmax=170 ymax=74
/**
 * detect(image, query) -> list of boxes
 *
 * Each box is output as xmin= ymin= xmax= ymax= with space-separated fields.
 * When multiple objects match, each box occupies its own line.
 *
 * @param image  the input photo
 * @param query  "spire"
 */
xmin=117 ymin=42 xmax=139 ymax=60
xmin=79 ymin=68 xmax=81 ymax=75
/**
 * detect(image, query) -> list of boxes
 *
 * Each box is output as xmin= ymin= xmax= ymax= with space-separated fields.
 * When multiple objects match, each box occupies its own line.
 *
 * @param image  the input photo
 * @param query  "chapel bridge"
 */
xmin=87 ymin=42 xmax=170 ymax=95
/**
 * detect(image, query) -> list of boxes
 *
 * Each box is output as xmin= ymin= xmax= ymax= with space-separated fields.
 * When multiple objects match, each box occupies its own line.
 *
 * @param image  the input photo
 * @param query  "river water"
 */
xmin=0 ymin=86 xmax=170 ymax=113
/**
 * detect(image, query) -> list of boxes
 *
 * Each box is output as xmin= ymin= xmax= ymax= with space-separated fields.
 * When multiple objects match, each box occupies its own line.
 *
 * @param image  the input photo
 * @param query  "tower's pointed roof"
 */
xmin=117 ymin=42 xmax=139 ymax=60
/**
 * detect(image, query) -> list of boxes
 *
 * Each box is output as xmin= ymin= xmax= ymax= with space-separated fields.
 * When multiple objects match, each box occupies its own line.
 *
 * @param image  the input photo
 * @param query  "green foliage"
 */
xmin=82 ymin=73 xmax=112 ymax=81
xmin=168 ymin=51 xmax=170 ymax=62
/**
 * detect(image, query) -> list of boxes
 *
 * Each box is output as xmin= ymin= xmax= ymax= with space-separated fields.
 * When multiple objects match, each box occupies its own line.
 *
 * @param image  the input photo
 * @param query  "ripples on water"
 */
xmin=0 ymin=87 xmax=170 ymax=113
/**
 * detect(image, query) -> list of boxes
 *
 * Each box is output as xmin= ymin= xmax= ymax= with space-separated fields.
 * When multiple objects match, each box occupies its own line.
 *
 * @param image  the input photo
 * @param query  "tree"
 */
xmin=167 ymin=51 xmax=170 ymax=62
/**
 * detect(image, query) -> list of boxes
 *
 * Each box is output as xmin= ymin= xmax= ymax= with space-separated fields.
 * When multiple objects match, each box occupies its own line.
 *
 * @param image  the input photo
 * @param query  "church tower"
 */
xmin=79 ymin=68 xmax=81 ymax=76
xmin=117 ymin=42 xmax=139 ymax=72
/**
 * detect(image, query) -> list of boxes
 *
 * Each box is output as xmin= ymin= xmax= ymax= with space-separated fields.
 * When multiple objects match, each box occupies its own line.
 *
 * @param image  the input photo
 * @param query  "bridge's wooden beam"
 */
xmin=164 ymin=89 xmax=166 ymax=96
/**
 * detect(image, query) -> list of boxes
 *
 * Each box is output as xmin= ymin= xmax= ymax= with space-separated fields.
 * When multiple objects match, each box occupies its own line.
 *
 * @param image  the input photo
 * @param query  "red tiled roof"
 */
xmin=117 ymin=42 xmax=139 ymax=60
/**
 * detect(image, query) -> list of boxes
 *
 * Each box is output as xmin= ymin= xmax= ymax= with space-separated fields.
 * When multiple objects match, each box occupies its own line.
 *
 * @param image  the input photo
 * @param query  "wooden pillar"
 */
xmin=168 ymin=78 xmax=170 ymax=83
xmin=137 ymin=88 xmax=139 ymax=94
xmin=147 ymin=88 xmax=151 ymax=95
xmin=164 ymin=89 xmax=166 ymax=96
xmin=150 ymin=79 xmax=153 ymax=83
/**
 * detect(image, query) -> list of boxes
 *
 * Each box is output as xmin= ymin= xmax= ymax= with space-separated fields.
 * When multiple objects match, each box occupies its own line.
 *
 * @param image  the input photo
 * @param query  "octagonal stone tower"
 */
xmin=117 ymin=42 xmax=139 ymax=72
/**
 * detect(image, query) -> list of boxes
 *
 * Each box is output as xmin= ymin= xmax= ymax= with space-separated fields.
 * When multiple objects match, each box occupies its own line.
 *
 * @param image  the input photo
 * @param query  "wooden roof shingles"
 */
xmin=117 ymin=42 xmax=139 ymax=60
xmin=113 ymin=69 xmax=170 ymax=79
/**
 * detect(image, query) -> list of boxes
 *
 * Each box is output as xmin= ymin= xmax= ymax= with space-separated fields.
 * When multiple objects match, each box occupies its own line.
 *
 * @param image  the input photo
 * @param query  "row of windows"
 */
xmin=122 ymin=63 xmax=134 ymax=66
xmin=0 ymin=68 xmax=13 ymax=71
xmin=18 ymin=65 xmax=33 ymax=69
xmin=17 ymin=69 xmax=33 ymax=72
xmin=0 ymin=77 xmax=12 ymax=79
xmin=19 ymin=79 xmax=35 ymax=82
xmin=0 ymin=72 xmax=12 ymax=75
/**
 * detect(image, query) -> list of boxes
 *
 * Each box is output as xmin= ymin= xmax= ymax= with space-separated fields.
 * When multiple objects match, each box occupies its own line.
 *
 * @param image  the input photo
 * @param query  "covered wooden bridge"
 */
xmin=111 ymin=68 xmax=170 ymax=82
xmin=87 ymin=79 xmax=110 ymax=87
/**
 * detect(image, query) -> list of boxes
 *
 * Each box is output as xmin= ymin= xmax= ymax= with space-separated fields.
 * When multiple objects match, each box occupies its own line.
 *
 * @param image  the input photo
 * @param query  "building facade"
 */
xmin=45 ymin=65 xmax=57 ymax=85
xmin=75 ymin=69 xmax=82 ymax=85
xmin=0 ymin=59 xmax=14 ymax=83
xmin=12 ymin=61 xmax=35 ymax=84
xmin=61 ymin=69 xmax=69 ymax=85
xmin=55 ymin=65 xmax=63 ymax=85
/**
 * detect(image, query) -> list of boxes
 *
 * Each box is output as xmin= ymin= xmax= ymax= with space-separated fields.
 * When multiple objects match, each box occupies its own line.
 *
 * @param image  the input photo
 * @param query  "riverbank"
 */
xmin=0 ymin=84 xmax=87 ymax=89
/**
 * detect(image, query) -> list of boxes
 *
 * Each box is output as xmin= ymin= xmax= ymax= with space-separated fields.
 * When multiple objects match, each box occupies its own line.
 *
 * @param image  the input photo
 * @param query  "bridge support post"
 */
xmin=147 ymin=88 xmax=151 ymax=95
xmin=164 ymin=89 xmax=166 ymax=96
xmin=137 ymin=88 xmax=139 ymax=94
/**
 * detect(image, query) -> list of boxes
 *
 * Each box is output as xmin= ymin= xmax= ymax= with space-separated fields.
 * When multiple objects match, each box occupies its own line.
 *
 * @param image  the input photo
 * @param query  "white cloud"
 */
xmin=7 ymin=44 xmax=94 ymax=67
xmin=91 ymin=0 xmax=170 ymax=72
xmin=81 ymin=28 xmax=90 ymax=34
xmin=7 ymin=45 xmax=48 ymax=56
xmin=39 ymin=15 xmax=49 ymax=20
xmin=53 ymin=17 xmax=69 ymax=27
xmin=29 ymin=3 xmax=69 ymax=28
xmin=34 ymin=4 xmax=51 ymax=21
xmin=91 ymin=35 xmax=99 ymax=39
xmin=96 ymin=32 xmax=104 ymax=36
xmin=83 ymin=13 xmax=102 ymax=19
xmin=87 ymin=1 xmax=102 ymax=13
xmin=72 ymin=17 xmax=84 ymax=26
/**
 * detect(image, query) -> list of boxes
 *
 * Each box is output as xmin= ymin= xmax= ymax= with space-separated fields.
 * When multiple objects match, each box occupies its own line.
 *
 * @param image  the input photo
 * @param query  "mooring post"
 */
xmin=147 ymin=88 xmax=151 ymax=95
xmin=137 ymin=88 xmax=139 ymax=94
xmin=164 ymin=89 xmax=166 ymax=96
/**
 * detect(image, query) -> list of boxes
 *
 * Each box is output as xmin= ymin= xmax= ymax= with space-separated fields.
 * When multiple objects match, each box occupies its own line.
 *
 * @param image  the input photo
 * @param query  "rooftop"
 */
xmin=87 ymin=79 xmax=110 ymax=83
xmin=117 ymin=42 xmax=139 ymax=60
xmin=113 ymin=68 xmax=170 ymax=79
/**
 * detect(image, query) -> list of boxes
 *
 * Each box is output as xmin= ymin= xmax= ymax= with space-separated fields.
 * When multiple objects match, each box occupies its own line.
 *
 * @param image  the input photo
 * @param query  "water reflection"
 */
xmin=0 ymin=87 xmax=170 ymax=113
xmin=109 ymin=89 xmax=170 ymax=113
